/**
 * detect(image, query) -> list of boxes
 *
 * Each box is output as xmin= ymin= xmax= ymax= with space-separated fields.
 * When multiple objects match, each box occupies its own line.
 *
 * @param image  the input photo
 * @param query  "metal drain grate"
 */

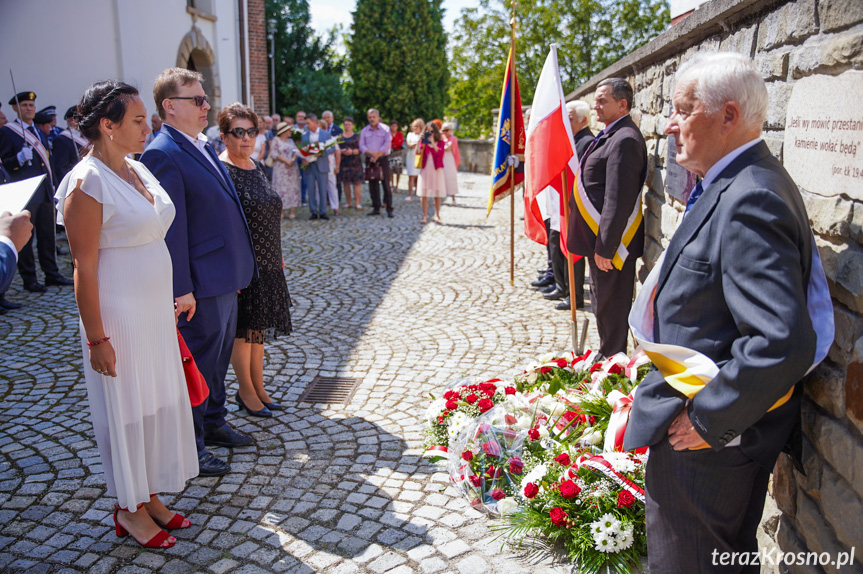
xmin=298 ymin=376 xmax=361 ymax=404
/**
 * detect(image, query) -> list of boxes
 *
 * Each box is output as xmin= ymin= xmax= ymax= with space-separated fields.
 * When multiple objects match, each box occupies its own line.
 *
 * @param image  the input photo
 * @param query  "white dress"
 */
xmin=404 ymin=132 xmax=422 ymax=177
xmin=55 ymin=156 xmax=198 ymax=510
xmin=443 ymin=142 xmax=459 ymax=198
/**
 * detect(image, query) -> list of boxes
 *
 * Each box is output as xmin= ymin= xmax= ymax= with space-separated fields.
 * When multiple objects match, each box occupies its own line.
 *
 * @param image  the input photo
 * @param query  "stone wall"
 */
xmin=457 ymin=139 xmax=494 ymax=174
xmin=564 ymin=0 xmax=863 ymax=570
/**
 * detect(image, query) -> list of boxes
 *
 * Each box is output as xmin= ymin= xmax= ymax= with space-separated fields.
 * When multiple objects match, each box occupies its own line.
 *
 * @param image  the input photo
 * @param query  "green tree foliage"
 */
xmin=348 ymin=0 xmax=449 ymax=126
xmin=448 ymin=0 xmax=670 ymax=138
xmin=267 ymin=0 xmax=350 ymax=117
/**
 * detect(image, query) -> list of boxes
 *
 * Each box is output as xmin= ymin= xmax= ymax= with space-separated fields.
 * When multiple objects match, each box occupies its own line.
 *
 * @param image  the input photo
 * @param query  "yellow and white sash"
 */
xmin=3 ymin=122 xmax=52 ymax=181
xmin=628 ymin=238 xmax=833 ymax=411
xmin=59 ymin=128 xmax=88 ymax=149
xmin=573 ymin=164 xmax=642 ymax=270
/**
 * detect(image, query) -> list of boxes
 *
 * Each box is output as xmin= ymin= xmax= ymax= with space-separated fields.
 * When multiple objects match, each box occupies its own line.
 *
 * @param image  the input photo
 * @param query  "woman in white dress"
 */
xmin=55 ymin=81 xmax=198 ymax=549
xmin=441 ymin=122 xmax=461 ymax=203
xmin=404 ymin=119 xmax=424 ymax=201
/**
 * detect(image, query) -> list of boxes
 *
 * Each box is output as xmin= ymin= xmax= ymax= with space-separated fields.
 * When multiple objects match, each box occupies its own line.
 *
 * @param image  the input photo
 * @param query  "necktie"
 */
xmin=685 ymin=181 xmax=704 ymax=214
xmin=579 ymin=129 xmax=605 ymax=170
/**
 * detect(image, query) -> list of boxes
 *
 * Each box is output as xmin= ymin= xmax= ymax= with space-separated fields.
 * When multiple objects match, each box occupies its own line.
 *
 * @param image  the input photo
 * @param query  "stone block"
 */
xmin=816 ymin=237 xmax=863 ymax=315
xmin=801 ymin=190 xmax=853 ymax=237
xmin=720 ymin=23 xmax=757 ymax=56
xmin=775 ymin=516 xmax=822 ymax=574
xmin=791 ymin=29 xmax=863 ymax=78
xmin=757 ymin=50 xmax=790 ymax=81
xmin=851 ymin=201 xmax=863 ymax=244
xmin=804 ymin=360 xmax=846 ymax=418
xmin=846 ymin=360 xmax=863 ymax=434
xmin=772 ymin=453 xmax=797 ymax=516
xmin=640 ymin=113 xmax=657 ymax=135
xmin=797 ymin=412 xmax=824 ymax=497
xmin=803 ymin=400 xmax=863 ymax=499
xmin=817 ymin=464 xmax=863 ymax=553
xmin=757 ymin=0 xmax=819 ymax=51
xmin=819 ymin=0 xmax=863 ymax=32
xmin=765 ymin=82 xmax=793 ymax=128
xmin=764 ymin=131 xmax=784 ymax=161
xmin=795 ymin=488 xmax=852 ymax=573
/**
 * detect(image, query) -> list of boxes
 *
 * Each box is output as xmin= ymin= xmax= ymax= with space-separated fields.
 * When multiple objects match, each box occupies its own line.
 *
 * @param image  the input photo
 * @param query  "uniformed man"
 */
xmin=38 ymin=106 xmax=62 ymax=147
xmin=0 ymin=91 xmax=72 ymax=292
xmin=53 ymin=106 xmax=86 ymax=182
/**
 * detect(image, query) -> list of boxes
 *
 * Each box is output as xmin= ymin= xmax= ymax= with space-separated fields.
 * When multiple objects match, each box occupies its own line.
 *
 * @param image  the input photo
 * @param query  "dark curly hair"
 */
xmin=75 ymin=80 xmax=139 ymax=142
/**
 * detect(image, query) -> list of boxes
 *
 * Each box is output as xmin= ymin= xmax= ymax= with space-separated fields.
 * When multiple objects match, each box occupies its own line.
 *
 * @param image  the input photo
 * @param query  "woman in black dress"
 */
xmin=218 ymin=103 xmax=292 ymax=418
xmin=339 ymin=117 xmax=363 ymax=209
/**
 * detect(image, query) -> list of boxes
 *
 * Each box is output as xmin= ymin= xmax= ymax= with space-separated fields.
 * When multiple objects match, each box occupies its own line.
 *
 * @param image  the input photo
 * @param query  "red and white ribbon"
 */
xmin=603 ymin=389 xmax=647 ymax=454
xmin=580 ymin=454 xmax=645 ymax=504
xmin=423 ymin=445 xmax=449 ymax=458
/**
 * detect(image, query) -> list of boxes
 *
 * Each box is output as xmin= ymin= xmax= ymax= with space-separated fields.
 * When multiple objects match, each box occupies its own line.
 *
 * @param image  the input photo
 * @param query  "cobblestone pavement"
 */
xmin=0 ymin=172 xmax=600 ymax=573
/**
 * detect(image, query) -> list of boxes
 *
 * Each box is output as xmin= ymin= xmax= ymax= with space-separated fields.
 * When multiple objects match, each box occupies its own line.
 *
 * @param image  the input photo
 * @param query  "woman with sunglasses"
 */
xmin=218 ymin=103 xmax=292 ymax=418
xmin=441 ymin=122 xmax=461 ymax=204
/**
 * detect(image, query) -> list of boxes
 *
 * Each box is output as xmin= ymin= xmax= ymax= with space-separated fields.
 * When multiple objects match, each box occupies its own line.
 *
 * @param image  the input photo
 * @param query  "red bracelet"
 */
xmin=87 ymin=336 xmax=110 ymax=348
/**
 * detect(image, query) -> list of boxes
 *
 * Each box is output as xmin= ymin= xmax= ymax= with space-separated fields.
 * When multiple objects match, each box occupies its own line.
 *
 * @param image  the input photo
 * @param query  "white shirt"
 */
xmin=701 ymin=138 xmax=762 ymax=190
xmin=164 ymin=123 xmax=221 ymax=174
xmin=309 ymin=128 xmax=320 ymax=144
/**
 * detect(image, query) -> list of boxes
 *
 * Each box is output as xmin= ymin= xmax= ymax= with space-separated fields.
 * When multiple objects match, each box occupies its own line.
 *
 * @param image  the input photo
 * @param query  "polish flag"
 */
xmin=524 ymin=44 xmax=580 ymax=253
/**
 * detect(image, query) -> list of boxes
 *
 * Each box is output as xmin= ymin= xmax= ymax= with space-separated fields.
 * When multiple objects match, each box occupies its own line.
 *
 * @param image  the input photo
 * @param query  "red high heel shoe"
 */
xmin=153 ymin=512 xmax=191 ymax=530
xmin=113 ymin=505 xmax=176 ymax=548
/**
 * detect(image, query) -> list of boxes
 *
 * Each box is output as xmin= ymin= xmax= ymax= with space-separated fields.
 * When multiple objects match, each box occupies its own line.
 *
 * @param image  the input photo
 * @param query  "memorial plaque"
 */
xmin=663 ymin=103 xmax=697 ymax=202
xmin=784 ymin=71 xmax=863 ymax=200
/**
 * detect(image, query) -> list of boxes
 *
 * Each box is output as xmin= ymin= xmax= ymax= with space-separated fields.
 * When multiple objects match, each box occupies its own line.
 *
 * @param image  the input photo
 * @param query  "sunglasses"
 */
xmin=168 ymin=95 xmax=210 ymax=107
xmin=227 ymin=127 xmax=259 ymax=138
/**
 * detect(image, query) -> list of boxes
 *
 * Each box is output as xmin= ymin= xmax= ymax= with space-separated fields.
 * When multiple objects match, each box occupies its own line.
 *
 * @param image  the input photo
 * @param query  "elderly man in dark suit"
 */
xmin=567 ymin=78 xmax=646 ymax=357
xmin=624 ymin=52 xmax=831 ymax=573
xmin=0 ymin=91 xmax=73 ymax=293
xmin=141 ymin=68 xmax=257 ymax=477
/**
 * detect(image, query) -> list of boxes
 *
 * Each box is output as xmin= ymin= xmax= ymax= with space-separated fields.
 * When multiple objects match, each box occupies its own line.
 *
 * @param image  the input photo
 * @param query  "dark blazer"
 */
xmin=0 ymin=241 xmax=16 ymax=294
xmin=623 ymin=141 xmax=817 ymax=470
xmin=567 ymin=115 xmax=646 ymax=260
xmin=0 ymin=122 xmax=56 ymax=202
xmin=140 ymin=124 xmax=255 ymax=300
xmin=300 ymin=128 xmax=333 ymax=174
xmin=573 ymin=126 xmax=594 ymax=159
xmin=52 ymin=133 xmax=82 ymax=183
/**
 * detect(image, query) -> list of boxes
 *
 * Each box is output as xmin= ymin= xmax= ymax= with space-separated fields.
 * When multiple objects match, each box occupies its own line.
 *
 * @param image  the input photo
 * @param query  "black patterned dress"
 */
xmin=223 ymin=161 xmax=292 ymax=343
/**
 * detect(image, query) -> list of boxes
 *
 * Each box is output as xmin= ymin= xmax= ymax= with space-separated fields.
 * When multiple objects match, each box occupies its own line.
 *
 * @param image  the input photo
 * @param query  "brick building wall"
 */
xmin=247 ymin=0 xmax=270 ymax=115
xmin=564 ymin=0 xmax=863 ymax=570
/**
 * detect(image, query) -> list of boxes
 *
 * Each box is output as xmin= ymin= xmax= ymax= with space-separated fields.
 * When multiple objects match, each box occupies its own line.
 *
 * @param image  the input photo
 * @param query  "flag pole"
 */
xmin=561 ymin=170 xmax=580 ymax=353
xmin=509 ymin=0 xmax=517 ymax=286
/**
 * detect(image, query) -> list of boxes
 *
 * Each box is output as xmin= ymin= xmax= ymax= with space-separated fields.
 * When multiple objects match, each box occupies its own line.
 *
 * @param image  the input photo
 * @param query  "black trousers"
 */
xmin=18 ymin=197 xmax=60 ymax=284
xmin=549 ymin=230 xmax=585 ymax=305
xmin=367 ymin=158 xmax=392 ymax=213
xmin=645 ymin=438 xmax=770 ymax=574
xmin=587 ymin=253 xmax=636 ymax=357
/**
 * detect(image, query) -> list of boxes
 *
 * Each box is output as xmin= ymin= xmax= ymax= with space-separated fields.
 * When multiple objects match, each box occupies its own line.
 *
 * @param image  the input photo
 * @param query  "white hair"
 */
xmin=675 ymin=51 xmax=767 ymax=130
xmin=441 ymin=121 xmax=456 ymax=132
xmin=322 ymin=110 xmax=333 ymax=117
xmin=565 ymin=100 xmax=590 ymax=122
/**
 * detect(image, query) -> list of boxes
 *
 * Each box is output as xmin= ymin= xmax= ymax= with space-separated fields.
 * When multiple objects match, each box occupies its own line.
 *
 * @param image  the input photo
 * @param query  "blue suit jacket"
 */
xmin=0 ymin=242 xmax=16 ymax=294
xmin=140 ymin=124 xmax=256 ymax=299
xmin=300 ymin=129 xmax=334 ymax=174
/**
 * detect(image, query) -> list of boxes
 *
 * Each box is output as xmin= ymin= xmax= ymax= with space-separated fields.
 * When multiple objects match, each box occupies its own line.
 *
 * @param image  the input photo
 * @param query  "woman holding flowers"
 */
xmin=270 ymin=122 xmax=301 ymax=219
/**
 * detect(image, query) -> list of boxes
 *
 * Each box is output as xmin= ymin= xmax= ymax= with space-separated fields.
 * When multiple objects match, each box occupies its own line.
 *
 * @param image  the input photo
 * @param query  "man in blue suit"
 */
xmin=0 ymin=211 xmax=33 ymax=309
xmin=141 ymin=68 xmax=257 ymax=477
xmin=0 ymin=91 xmax=72 ymax=293
xmin=300 ymin=113 xmax=334 ymax=220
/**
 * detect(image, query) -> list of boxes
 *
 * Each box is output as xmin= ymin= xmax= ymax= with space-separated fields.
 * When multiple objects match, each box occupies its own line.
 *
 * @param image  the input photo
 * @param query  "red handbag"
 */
xmin=177 ymin=329 xmax=209 ymax=407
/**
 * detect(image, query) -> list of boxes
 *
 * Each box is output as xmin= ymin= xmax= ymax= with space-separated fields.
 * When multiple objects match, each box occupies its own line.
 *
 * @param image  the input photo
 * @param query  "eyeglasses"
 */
xmin=227 ymin=127 xmax=259 ymax=138
xmin=168 ymin=95 xmax=210 ymax=107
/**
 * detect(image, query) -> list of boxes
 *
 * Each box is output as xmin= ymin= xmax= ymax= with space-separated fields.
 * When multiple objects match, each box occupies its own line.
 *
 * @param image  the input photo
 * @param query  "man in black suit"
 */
xmin=0 ymin=91 xmax=72 ymax=293
xmin=624 ymin=52 xmax=831 ymax=572
xmin=567 ymin=78 xmax=646 ymax=357
xmin=53 ymin=107 xmax=86 ymax=182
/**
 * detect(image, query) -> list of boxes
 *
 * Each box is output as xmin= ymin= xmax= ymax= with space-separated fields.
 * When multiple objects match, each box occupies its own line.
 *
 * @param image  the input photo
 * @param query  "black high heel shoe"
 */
xmin=236 ymin=394 xmax=273 ymax=418
xmin=263 ymin=401 xmax=284 ymax=411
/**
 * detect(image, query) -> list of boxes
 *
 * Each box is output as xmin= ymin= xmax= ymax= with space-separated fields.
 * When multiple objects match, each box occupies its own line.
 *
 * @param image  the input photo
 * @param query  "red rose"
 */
xmin=590 ymin=362 xmax=603 ymax=373
xmin=477 ymin=398 xmax=494 ymax=413
xmin=479 ymin=383 xmax=497 ymax=397
xmin=508 ymin=458 xmax=524 ymax=474
xmin=505 ymin=386 xmax=516 ymax=395
xmin=470 ymin=498 xmax=482 ymax=508
xmin=609 ymin=363 xmax=624 ymax=375
xmin=559 ymin=480 xmax=581 ymax=499
xmin=556 ymin=358 xmax=568 ymax=368
xmin=618 ymin=491 xmax=636 ymax=508
xmin=528 ymin=428 xmax=540 ymax=441
xmin=469 ymin=475 xmax=482 ymax=487
xmin=462 ymin=451 xmax=473 ymax=462
xmin=482 ymin=441 xmax=502 ymax=457
xmin=503 ymin=429 xmax=518 ymax=441
xmin=549 ymin=507 xmax=568 ymax=526
xmin=486 ymin=465 xmax=502 ymax=478
xmin=504 ymin=414 xmax=518 ymax=425
xmin=554 ymin=453 xmax=572 ymax=467
xmin=540 ymin=366 xmax=552 ymax=374
xmin=443 ymin=390 xmax=454 ymax=400
xmin=562 ymin=410 xmax=577 ymax=422
xmin=588 ymin=416 xmax=596 ymax=425
xmin=524 ymin=482 xmax=539 ymax=499
xmin=437 ymin=416 xmax=444 ymax=424
xmin=491 ymin=488 xmax=505 ymax=501
xmin=445 ymin=399 xmax=458 ymax=411
xmin=465 ymin=393 xmax=478 ymax=405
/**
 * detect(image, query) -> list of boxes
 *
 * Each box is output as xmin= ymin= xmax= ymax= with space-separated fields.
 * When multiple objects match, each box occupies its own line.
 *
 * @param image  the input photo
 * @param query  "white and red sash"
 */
xmin=59 ymin=129 xmax=88 ymax=149
xmin=3 ymin=122 xmax=52 ymax=180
